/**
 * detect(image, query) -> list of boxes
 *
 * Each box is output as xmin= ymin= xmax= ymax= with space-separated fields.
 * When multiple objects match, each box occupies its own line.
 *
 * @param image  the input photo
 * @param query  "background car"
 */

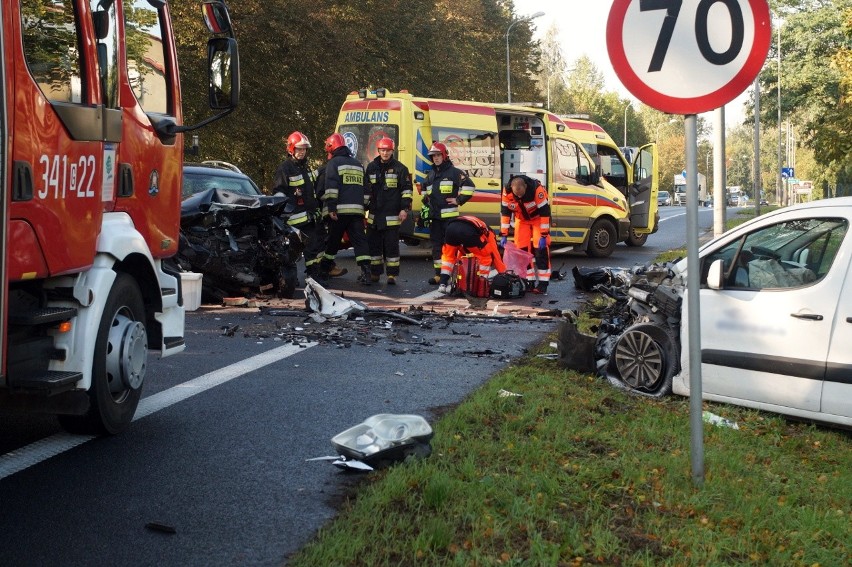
xmin=703 ymin=198 xmax=714 ymax=208
xmin=657 ymin=191 xmax=672 ymax=206
xmin=182 ymin=161 xmax=263 ymax=199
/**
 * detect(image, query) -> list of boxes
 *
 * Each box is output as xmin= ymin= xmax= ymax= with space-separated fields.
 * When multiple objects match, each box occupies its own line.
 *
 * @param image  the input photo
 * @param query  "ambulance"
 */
xmin=335 ymin=89 xmax=658 ymax=257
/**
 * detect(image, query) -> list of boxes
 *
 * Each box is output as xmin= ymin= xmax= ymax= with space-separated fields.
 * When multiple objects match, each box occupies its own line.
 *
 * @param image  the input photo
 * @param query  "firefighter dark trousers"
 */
xmin=428 ymin=218 xmax=448 ymax=275
xmin=321 ymin=214 xmax=370 ymax=273
xmin=368 ymin=226 xmax=401 ymax=277
xmin=300 ymin=221 xmax=326 ymax=276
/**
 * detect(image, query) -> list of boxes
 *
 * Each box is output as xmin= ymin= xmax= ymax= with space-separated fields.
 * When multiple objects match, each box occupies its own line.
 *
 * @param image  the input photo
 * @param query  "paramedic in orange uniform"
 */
xmin=437 ymin=216 xmax=506 ymax=294
xmin=500 ymin=175 xmax=552 ymax=294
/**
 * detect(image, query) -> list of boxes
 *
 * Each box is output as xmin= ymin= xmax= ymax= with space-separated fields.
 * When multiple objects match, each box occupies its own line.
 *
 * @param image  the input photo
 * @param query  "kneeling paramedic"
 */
xmin=437 ymin=216 xmax=506 ymax=294
xmin=500 ymin=175 xmax=552 ymax=294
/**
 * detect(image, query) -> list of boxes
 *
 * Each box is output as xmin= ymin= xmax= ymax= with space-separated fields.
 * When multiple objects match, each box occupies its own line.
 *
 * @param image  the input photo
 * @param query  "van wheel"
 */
xmin=624 ymin=228 xmax=648 ymax=247
xmin=58 ymin=273 xmax=147 ymax=435
xmin=586 ymin=219 xmax=617 ymax=257
xmin=608 ymin=323 xmax=677 ymax=398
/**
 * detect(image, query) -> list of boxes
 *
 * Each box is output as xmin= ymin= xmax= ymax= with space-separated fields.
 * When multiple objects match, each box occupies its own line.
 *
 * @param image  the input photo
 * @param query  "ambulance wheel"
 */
xmin=586 ymin=219 xmax=617 ymax=257
xmin=624 ymin=228 xmax=648 ymax=247
xmin=608 ymin=323 xmax=676 ymax=397
xmin=59 ymin=273 xmax=147 ymax=435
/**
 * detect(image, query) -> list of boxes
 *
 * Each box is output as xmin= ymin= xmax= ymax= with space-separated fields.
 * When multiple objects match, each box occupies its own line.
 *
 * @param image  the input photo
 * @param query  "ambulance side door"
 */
xmin=629 ymin=143 xmax=659 ymax=233
xmin=547 ymin=137 xmax=597 ymax=245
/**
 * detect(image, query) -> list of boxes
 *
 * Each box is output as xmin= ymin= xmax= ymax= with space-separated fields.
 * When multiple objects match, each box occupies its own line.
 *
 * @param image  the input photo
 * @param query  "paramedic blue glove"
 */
xmin=500 ymin=235 xmax=508 ymax=248
xmin=538 ymin=236 xmax=547 ymax=251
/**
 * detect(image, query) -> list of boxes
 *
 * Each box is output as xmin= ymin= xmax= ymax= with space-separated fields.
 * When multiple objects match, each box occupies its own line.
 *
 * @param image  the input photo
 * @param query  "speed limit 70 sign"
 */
xmin=607 ymin=0 xmax=771 ymax=114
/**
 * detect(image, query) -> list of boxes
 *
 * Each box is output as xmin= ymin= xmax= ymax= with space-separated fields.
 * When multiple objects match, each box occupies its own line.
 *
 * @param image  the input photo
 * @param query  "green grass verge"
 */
xmin=290 ymin=345 xmax=850 ymax=566
xmin=289 ymin=204 xmax=850 ymax=566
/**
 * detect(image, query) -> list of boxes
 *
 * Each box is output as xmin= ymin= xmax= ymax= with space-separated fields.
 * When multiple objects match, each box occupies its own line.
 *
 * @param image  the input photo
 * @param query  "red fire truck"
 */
xmin=0 ymin=0 xmax=239 ymax=433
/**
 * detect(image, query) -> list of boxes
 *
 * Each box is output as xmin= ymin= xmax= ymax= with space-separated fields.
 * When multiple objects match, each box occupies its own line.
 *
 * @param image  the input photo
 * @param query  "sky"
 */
xmin=512 ymin=0 xmax=751 ymax=125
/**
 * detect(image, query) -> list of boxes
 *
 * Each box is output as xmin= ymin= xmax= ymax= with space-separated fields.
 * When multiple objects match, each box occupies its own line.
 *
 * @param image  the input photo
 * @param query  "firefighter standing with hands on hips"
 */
xmin=437 ymin=215 xmax=506 ymax=294
xmin=500 ymin=174 xmax=552 ymax=294
xmin=422 ymin=142 xmax=476 ymax=285
xmin=271 ymin=132 xmax=346 ymax=282
xmin=366 ymin=137 xmax=412 ymax=285
xmin=319 ymin=133 xmax=372 ymax=285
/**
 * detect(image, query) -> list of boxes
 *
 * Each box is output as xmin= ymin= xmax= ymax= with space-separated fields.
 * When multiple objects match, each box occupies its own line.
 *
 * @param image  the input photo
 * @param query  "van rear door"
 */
xmin=426 ymin=101 xmax=501 ymax=226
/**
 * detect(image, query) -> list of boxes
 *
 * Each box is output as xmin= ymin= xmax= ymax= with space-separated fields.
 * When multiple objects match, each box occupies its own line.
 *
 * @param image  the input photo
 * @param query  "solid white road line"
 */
xmin=0 ymin=342 xmax=315 ymax=480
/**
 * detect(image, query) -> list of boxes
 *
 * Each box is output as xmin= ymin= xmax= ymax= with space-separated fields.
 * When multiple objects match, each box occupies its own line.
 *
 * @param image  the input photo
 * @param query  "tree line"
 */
xmin=170 ymin=0 xmax=540 ymax=189
xmin=171 ymin=0 xmax=851 ymax=201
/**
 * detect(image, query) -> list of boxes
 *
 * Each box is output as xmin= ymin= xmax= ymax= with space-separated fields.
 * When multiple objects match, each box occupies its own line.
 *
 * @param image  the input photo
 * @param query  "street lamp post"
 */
xmin=506 ymin=11 xmax=545 ymax=103
xmin=655 ymin=118 xmax=677 ymax=142
xmin=623 ymin=102 xmax=630 ymax=147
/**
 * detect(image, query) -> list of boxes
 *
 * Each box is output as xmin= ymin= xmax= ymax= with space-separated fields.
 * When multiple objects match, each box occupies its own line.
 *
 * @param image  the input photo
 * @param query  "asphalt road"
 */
xmin=0 ymin=205 xmax=717 ymax=566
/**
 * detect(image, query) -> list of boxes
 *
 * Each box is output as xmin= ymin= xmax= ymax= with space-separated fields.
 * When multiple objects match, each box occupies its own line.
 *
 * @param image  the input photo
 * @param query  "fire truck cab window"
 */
xmin=20 ymin=0 xmax=84 ymax=104
xmin=125 ymin=0 xmax=169 ymax=114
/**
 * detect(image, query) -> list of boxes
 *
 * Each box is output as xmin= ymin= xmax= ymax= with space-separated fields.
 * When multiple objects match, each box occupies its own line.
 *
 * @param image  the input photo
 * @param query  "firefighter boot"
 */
xmin=327 ymin=264 xmax=348 ymax=277
xmin=305 ymin=264 xmax=319 ymax=281
xmin=358 ymin=264 xmax=372 ymax=285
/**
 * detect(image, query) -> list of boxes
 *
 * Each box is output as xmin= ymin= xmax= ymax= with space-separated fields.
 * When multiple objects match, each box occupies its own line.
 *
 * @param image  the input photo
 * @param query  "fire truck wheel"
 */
xmin=624 ymin=228 xmax=648 ymax=247
xmin=607 ymin=323 xmax=676 ymax=398
xmin=585 ymin=219 xmax=617 ymax=258
xmin=59 ymin=273 xmax=147 ymax=435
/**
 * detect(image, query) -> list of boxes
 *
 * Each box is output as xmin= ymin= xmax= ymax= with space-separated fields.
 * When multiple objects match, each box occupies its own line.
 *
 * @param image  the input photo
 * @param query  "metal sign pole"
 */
xmin=685 ymin=114 xmax=704 ymax=486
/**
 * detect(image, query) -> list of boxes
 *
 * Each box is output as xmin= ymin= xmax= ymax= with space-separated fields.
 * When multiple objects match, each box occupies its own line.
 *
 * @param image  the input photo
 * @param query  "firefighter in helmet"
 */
xmin=365 ymin=137 xmax=412 ymax=285
xmin=319 ymin=132 xmax=372 ymax=284
xmin=500 ymin=174 xmax=552 ymax=294
xmin=271 ymin=131 xmax=346 ymax=282
xmin=422 ymin=142 xmax=475 ymax=285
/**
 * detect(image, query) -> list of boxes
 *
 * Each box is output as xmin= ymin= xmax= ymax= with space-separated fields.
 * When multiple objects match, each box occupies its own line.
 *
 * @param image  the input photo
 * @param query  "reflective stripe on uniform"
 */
xmin=337 ymin=204 xmax=365 ymax=215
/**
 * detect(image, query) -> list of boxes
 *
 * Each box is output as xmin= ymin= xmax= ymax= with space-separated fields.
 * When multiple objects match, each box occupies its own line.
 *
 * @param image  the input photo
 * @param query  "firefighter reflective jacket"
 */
xmin=272 ymin=157 xmax=321 ymax=227
xmin=323 ymin=147 xmax=368 ymax=216
xmin=422 ymin=159 xmax=475 ymax=220
xmin=500 ymin=175 xmax=551 ymax=235
xmin=366 ymin=156 xmax=413 ymax=229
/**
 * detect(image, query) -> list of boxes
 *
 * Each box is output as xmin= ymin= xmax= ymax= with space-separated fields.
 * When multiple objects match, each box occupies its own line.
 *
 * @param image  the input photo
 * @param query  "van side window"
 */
xmin=552 ymin=138 xmax=589 ymax=184
xmin=431 ymin=128 xmax=498 ymax=178
xmin=701 ymin=218 xmax=848 ymax=290
xmin=21 ymin=0 xmax=85 ymax=104
xmin=125 ymin=0 xmax=170 ymax=114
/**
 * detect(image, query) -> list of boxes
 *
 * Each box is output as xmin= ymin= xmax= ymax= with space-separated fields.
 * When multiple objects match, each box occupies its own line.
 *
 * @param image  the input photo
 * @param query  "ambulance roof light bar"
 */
xmin=357 ymin=88 xmax=388 ymax=99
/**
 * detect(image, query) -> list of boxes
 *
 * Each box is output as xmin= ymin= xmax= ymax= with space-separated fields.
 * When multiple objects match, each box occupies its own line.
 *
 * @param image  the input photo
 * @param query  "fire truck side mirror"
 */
xmin=93 ymin=10 xmax=110 ymax=40
xmin=202 ymin=1 xmax=233 ymax=36
xmin=207 ymin=37 xmax=240 ymax=110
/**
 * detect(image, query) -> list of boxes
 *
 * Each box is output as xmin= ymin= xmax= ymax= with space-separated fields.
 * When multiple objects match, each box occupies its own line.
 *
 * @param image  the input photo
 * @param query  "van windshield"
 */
xmin=338 ymin=124 xmax=400 ymax=166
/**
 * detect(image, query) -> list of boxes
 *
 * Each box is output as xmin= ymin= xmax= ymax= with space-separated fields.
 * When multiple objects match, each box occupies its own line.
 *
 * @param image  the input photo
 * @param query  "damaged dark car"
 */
xmin=562 ymin=197 xmax=852 ymax=429
xmin=173 ymin=187 xmax=305 ymax=302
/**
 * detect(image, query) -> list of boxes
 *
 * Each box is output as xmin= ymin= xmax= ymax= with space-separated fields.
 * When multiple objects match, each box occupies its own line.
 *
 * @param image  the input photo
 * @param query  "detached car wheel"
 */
xmin=609 ymin=323 xmax=677 ymax=397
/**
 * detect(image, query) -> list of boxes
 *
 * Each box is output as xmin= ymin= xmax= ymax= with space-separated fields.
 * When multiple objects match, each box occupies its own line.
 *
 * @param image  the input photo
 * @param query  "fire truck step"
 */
xmin=11 ymin=370 xmax=82 ymax=393
xmin=10 ymin=307 xmax=78 ymax=326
